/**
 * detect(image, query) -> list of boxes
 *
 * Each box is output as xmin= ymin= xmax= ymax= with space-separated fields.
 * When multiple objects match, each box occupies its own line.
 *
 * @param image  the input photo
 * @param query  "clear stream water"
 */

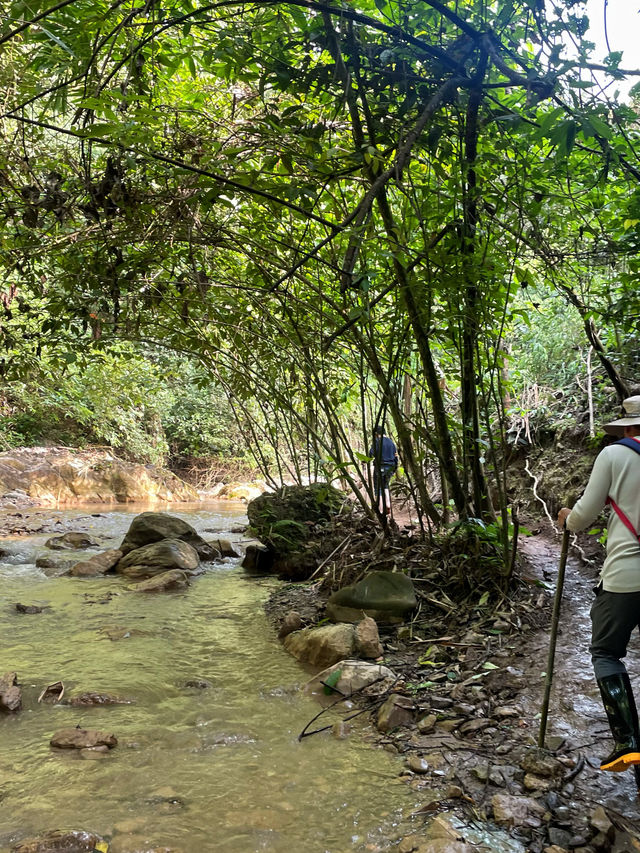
xmin=0 ymin=503 xmax=412 ymax=853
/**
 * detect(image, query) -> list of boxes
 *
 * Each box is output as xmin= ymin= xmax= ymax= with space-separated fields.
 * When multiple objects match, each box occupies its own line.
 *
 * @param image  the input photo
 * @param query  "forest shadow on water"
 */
xmin=0 ymin=504 xmax=414 ymax=853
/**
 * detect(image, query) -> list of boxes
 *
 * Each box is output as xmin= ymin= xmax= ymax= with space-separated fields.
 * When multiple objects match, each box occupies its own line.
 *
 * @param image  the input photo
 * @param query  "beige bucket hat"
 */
xmin=603 ymin=395 xmax=640 ymax=437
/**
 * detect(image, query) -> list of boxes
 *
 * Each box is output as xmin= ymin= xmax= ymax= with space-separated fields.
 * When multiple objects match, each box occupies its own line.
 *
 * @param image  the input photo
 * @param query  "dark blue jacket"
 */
xmin=369 ymin=436 xmax=398 ymax=467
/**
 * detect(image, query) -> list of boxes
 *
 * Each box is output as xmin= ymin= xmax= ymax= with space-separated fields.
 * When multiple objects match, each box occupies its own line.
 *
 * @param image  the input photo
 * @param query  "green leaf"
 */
xmin=323 ymin=668 xmax=342 ymax=695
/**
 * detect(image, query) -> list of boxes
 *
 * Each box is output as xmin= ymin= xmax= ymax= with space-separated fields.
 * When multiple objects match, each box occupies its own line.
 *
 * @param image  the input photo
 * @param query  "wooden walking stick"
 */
xmin=538 ymin=527 xmax=571 ymax=749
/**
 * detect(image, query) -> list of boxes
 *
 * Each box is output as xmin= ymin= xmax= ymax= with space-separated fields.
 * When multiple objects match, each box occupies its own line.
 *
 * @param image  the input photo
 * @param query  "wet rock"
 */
xmin=79 ymin=747 xmax=110 ymax=760
xmin=67 ymin=692 xmax=133 ymax=706
xmin=398 ymin=836 xmax=423 ymax=853
xmin=284 ymin=623 xmax=355 ymax=667
xmin=36 ymin=556 xmax=76 ymax=576
xmin=326 ymin=570 xmax=417 ymax=624
xmin=523 ymin=772 xmax=555 ymax=792
xmin=11 ymin=829 xmax=107 ymax=852
xmin=377 ymin=694 xmax=415 ymax=732
xmin=278 ymin=610 xmax=303 ymax=639
xmin=418 ymin=713 xmax=437 ymax=733
xmin=210 ymin=538 xmax=238 ymax=558
xmin=430 ymin=696 xmax=454 ymax=710
xmin=183 ymin=679 xmax=212 ymax=689
xmin=129 ymin=570 xmax=190 ymax=593
xmin=286 ymin=618 xmax=382 ymax=667
xmin=521 ymin=749 xmax=565 ymax=778
xmin=119 ymin=511 xmax=219 ymax=561
xmin=422 ymin=814 xmax=476 ymax=852
xmin=589 ymin=806 xmax=614 ymax=839
xmin=304 ymin=660 xmax=396 ymax=698
xmin=458 ymin=718 xmax=491 ymax=736
xmin=436 ymin=718 xmax=464 ymax=732
xmin=494 ymin=706 xmax=521 ymax=719
xmin=406 ymin=755 xmax=430 ymax=773
xmin=35 ymin=556 xmax=59 ymax=569
xmin=544 ymin=847 xmax=570 ymax=853
xmin=548 ymin=827 xmax=573 ymax=848
xmin=50 ymin=728 xmax=117 ymax=750
xmin=117 ymin=539 xmax=199 ymax=579
xmin=68 ymin=548 xmax=123 ymax=577
xmin=0 ymin=671 xmax=22 ymax=713
xmin=355 ymin=616 xmax=383 ymax=658
xmin=331 ymin=721 xmax=352 ymax=739
xmin=45 ymin=532 xmax=100 ymax=550
xmin=15 ymin=603 xmax=44 ymax=614
xmin=473 ymin=763 xmax=489 ymax=782
xmin=492 ymin=793 xmax=546 ymax=828
xmin=241 ymin=543 xmax=274 ymax=574
xmin=100 ymin=626 xmax=147 ymax=640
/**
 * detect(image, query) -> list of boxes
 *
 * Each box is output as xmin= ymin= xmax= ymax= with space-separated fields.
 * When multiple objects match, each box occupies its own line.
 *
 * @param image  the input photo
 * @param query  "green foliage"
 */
xmin=0 ymin=0 xmax=638 ymax=572
xmin=0 ymin=345 xmax=244 ymax=466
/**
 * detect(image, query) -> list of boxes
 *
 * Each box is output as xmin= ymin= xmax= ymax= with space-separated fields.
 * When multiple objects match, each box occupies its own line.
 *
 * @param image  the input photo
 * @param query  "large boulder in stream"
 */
xmin=117 ymin=539 xmax=199 ymax=580
xmin=119 ymin=511 xmax=220 ymax=561
xmin=246 ymin=483 xmax=344 ymax=580
xmin=326 ymin=570 xmax=417 ymax=624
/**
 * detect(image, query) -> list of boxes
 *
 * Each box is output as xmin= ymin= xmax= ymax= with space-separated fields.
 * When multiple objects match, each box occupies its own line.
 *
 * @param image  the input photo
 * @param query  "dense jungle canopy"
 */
xmin=1 ymin=0 xmax=640 ymax=559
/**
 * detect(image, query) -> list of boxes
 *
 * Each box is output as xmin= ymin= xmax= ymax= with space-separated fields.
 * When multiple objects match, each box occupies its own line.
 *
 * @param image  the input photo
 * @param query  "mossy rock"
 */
xmin=246 ymin=483 xmax=344 ymax=580
xmin=247 ymin=483 xmax=344 ymax=555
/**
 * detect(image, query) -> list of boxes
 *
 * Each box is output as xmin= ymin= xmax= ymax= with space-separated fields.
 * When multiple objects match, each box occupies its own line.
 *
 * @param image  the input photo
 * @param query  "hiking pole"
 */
xmin=538 ymin=526 xmax=571 ymax=749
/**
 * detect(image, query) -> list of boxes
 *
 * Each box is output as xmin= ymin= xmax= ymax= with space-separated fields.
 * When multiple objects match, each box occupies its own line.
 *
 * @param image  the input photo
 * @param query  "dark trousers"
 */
xmin=373 ymin=464 xmax=394 ymax=500
xmin=590 ymin=587 xmax=640 ymax=679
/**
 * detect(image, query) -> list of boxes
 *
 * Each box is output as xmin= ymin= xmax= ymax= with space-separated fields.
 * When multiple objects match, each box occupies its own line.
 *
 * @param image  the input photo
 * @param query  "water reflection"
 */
xmin=0 ymin=504 xmax=410 ymax=852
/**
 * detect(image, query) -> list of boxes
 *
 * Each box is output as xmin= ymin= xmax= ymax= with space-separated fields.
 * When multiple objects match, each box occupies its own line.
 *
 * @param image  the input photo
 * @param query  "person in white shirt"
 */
xmin=558 ymin=396 xmax=640 ymax=773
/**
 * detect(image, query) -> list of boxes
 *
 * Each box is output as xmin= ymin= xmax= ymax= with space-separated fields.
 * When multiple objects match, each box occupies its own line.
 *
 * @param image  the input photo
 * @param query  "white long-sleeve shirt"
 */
xmin=567 ymin=438 xmax=640 ymax=592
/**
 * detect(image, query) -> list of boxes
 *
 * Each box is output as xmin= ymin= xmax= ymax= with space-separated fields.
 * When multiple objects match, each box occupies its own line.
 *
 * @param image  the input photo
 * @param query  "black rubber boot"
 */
xmin=597 ymin=673 xmax=640 ymax=772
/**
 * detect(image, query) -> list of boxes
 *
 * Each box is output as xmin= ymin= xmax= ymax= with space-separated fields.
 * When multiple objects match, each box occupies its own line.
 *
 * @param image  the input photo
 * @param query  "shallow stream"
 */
xmin=0 ymin=503 xmax=412 ymax=852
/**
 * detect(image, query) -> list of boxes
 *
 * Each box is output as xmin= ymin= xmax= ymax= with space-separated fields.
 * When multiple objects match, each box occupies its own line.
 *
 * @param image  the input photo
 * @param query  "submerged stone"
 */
xmin=11 ymin=829 xmax=107 ymax=852
xmin=15 ymin=603 xmax=44 ymax=614
xmin=50 ymin=728 xmax=117 ymax=750
xmin=45 ymin=532 xmax=100 ymax=551
xmin=128 ymin=570 xmax=190 ymax=592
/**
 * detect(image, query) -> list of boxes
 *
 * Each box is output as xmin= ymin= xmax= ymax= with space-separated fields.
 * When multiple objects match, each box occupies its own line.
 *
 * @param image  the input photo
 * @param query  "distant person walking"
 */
xmin=369 ymin=425 xmax=398 ymax=515
xmin=557 ymin=396 xmax=640 ymax=774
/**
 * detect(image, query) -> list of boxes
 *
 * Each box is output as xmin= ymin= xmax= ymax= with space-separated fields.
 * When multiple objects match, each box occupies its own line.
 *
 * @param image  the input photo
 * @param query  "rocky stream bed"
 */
xmin=1 ymin=491 xmax=640 ymax=853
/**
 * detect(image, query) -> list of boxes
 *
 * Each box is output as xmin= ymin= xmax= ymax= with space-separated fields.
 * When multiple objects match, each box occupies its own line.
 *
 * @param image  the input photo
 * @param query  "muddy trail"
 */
xmin=519 ymin=526 xmax=640 ymax=821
